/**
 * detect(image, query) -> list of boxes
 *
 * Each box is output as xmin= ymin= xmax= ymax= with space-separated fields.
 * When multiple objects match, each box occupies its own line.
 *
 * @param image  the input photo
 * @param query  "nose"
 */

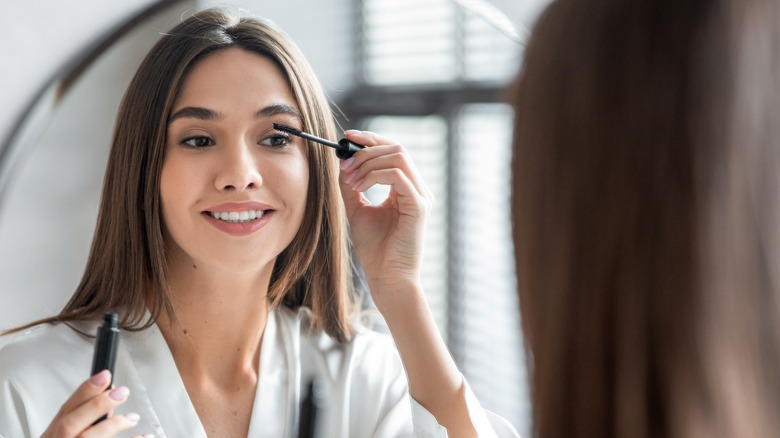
xmin=214 ymin=142 xmax=262 ymax=191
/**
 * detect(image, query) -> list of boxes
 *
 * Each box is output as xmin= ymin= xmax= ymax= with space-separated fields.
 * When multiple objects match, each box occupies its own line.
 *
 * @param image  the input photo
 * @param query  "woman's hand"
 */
xmin=42 ymin=370 xmax=149 ymax=438
xmin=338 ymin=130 xmax=477 ymax=436
xmin=338 ymin=130 xmax=434 ymax=305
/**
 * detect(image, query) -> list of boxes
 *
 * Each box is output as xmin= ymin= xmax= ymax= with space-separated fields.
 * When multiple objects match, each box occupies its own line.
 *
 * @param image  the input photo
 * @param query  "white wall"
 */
xmin=0 ymin=3 xmax=193 ymax=335
xmin=0 ymin=0 xmax=161 ymax=158
xmin=0 ymin=0 xmax=355 ymax=336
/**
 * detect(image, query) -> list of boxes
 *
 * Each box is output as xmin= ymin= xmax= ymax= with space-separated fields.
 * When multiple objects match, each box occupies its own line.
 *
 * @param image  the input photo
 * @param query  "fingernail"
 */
xmin=142 ymin=434 xmax=155 ymax=438
xmin=109 ymin=386 xmax=130 ymax=401
xmin=124 ymin=412 xmax=140 ymax=423
xmin=340 ymin=157 xmax=355 ymax=170
xmin=352 ymin=179 xmax=364 ymax=191
xmin=344 ymin=171 xmax=357 ymax=184
xmin=344 ymin=129 xmax=361 ymax=135
xmin=90 ymin=370 xmax=111 ymax=386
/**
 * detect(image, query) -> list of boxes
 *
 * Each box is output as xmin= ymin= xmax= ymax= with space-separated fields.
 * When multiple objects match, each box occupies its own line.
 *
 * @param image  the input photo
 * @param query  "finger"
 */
xmin=341 ymin=149 xmax=429 ymax=200
xmin=350 ymin=168 xmax=430 ymax=214
xmin=340 ymin=137 xmax=402 ymax=169
xmin=338 ymin=172 xmax=371 ymax=218
xmin=56 ymin=370 xmax=112 ymax=418
xmin=58 ymin=386 xmax=131 ymax=435
xmin=80 ymin=412 xmax=141 ymax=438
xmin=340 ymin=133 xmax=434 ymax=203
xmin=344 ymin=129 xmax=395 ymax=147
xmin=340 ymin=131 xmax=402 ymax=171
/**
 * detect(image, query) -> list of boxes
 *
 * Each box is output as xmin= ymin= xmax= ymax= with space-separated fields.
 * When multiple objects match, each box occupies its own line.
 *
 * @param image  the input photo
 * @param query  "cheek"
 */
xmin=291 ymin=160 xmax=310 ymax=205
xmin=296 ymin=157 xmax=311 ymax=208
xmin=272 ymin=151 xmax=310 ymax=207
xmin=273 ymin=155 xmax=310 ymax=230
xmin=160 ymin=159 xmax=181 ymax=212
xmin=158 ymin=161 xmax=180 ymax=236
xmin=159 ymin=155 xmax=198 ymax=226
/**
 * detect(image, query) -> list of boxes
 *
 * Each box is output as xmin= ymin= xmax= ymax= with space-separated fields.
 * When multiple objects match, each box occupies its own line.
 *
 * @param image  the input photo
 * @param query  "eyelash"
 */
xmin=178 ymin=132 xmax=292 ymax=149
xmin=180 ymin=136 xmax=214 ymax=148
xmin=261 ymin=132 xmax=292 ymax=148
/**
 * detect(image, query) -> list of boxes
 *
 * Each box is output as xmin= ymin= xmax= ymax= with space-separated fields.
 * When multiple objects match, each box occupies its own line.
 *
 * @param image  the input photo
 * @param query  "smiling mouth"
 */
xmin=205 ymin=209 xmax=271 ymax=224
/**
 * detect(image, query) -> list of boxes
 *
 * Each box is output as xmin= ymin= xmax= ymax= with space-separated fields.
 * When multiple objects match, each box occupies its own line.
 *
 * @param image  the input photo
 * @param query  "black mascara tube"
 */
xmin=298 ymin=378 xmax=327 ymax=438
xmin=273 ymin=123 xmax=366 ymax=160
xmin=334 ymin=138 xmax=365 ymax=160
xmin=91 ymin=312 xmax=120 ymax=424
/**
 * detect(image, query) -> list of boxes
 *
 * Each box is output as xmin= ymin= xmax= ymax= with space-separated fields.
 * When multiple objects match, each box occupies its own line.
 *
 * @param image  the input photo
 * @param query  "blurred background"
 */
xmin=0 ymin=0 xmax=550 ymax=434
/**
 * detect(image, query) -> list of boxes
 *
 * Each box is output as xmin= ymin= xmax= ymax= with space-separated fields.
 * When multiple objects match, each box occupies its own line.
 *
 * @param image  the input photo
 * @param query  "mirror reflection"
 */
xmin=0 ymin=1 xmax=542 ymax=435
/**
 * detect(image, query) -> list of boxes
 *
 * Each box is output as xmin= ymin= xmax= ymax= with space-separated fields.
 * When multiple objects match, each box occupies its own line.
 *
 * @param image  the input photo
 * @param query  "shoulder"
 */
xmin=350 ymin=322 xmax=403 ymax=374
xmin=278 ymin=306 xmax=401 ymax=364
xmin=0 ymin=322 xmax=95 ymax=390
xmin=279 ymin=305 xmax=405 ymax=386
xmin=0 ymin=323 xmax=97 ymax=436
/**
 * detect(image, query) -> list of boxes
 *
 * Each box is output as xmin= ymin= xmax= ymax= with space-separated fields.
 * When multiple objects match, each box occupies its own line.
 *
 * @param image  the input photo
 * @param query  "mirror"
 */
xmin=0 ymin=1 xmax=536 ymax=433
xmin=0 ymin=0 xmax=363 ymax=331
xmin=0 ymin=0 xmax=193 ymax=332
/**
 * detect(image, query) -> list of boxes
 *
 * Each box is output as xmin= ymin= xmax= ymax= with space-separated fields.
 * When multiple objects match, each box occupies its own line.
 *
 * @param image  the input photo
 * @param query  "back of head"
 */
xmin=511 ymin=0 xmax=780 ymax=436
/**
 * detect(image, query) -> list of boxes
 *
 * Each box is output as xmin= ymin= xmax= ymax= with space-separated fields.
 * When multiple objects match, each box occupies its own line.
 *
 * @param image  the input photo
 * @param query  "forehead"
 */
xmin=173 ymin=47 xmax=299 ymax=113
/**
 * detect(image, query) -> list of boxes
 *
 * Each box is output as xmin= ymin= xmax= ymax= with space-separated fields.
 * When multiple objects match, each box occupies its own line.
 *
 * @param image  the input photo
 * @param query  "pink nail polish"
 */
xmin=344 ymin=129 xmax=361 ymax=135
xmin=124 ymin=412 xmax=140 ymax=423
xmin=344 ymin=171 xmax=357 ymax=184
xmin=340 ymin=157 xmax=355 ymax=170
xmin=90 ymin=370 xmax=110 ymax=386
xmin=109 ymin=386 xmax=130 ymax=401
xmin=352 ymin=179 xmax=364 ymax=191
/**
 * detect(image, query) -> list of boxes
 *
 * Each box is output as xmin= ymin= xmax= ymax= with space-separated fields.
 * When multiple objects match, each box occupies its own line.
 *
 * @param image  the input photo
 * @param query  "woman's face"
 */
xmin=161 ymin=48 xmax=309 ymax=274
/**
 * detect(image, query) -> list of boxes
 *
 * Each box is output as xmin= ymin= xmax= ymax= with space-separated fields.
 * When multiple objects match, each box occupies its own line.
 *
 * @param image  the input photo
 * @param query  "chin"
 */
xmin=205 ymin=254 xmax=278 ymax=274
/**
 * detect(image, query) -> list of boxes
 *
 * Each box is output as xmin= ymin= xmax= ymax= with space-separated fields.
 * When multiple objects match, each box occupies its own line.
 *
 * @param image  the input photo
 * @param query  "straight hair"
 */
xmin=512 ymin=0 xmax=780 ymax=436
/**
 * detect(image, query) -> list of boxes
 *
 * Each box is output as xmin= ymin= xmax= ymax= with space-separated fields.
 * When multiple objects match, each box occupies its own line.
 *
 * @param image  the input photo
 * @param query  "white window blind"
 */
xmin=361 ymin=0 xmax=520 ymax=85
xmin=451 ymin=103 xmax=527 ymax=431
xmin=463 ymin=10 xmax=522 ymax=81
xmin=362 ymin=116 xmax=450 ymax=333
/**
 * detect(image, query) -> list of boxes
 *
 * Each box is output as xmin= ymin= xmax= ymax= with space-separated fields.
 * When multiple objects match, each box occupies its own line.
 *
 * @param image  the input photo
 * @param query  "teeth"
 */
xmin=209 ymin=210 xmax=266 ymax=223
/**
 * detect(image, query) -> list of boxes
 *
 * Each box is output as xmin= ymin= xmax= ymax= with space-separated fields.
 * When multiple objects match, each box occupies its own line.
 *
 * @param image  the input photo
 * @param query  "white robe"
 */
xmin=0 ymin=306 xmax=518 ymax=437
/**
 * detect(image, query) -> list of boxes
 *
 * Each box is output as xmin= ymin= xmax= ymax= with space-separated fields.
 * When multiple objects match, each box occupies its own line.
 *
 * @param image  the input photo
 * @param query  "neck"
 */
xmin=156 ymin=255 xmax=273 ymax=386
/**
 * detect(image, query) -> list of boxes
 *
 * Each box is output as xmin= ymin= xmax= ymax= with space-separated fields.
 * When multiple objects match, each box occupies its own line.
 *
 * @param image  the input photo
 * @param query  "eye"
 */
xmin=180 ymin=135 xmax=214 ymax=148
xmin=260 ymin=133 xmax=291 ymax=148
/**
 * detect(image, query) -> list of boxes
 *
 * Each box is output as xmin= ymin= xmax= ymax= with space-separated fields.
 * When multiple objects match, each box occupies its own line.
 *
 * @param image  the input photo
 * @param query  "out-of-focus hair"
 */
xmin=4 ymin=8 xmax=355 ymax=341
xmin=511 ymin=0 xmax=780 ymax=436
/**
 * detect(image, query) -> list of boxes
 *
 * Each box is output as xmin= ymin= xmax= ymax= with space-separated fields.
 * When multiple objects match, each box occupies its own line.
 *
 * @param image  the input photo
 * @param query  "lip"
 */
xmin=202 ymin=202 xmax=275 ymax=236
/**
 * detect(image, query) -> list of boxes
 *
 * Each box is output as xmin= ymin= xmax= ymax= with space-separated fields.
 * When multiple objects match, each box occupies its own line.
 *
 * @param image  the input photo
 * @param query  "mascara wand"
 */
xmin=274 ymin=123 xmax=365 ymax=159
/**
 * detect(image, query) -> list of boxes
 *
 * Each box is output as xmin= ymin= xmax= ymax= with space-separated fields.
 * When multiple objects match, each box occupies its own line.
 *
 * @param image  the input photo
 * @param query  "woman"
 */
xmin=0 ymin=8 xmax=517 ymax=438
xmin=512 ymin=0 xmax=780 ymax=436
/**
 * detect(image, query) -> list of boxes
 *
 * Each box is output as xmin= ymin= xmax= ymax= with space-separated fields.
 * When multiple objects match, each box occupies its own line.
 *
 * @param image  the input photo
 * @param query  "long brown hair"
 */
xmin=6 ymin=9 xmax=355 ymax=341
xmin=512 ymin=0 xmax=780 ymax=436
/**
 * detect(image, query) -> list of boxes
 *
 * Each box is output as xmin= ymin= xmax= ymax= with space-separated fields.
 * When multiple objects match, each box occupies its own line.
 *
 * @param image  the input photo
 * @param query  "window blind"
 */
xmin=361 ymin=0 xmax=520 ymax=85
xmin=362 ymin=116 xmax=450 ymax=333
xmin=450 ymin=103 xmax=527 ymax=431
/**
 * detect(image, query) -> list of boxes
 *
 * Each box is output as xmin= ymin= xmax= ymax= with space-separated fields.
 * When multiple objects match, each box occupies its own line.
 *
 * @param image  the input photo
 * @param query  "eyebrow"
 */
xmin=168 ymin=104 xmax=304 ymax=124
xmin=168 ymin=106 xmax=220 ymax=123
xmin=255 ymin=104 xmax=303 ymax=121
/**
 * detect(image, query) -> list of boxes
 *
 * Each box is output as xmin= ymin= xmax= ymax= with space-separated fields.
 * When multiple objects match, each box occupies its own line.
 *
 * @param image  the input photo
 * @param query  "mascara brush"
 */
xmin=274 ymin=123 xmax=365 ymax=159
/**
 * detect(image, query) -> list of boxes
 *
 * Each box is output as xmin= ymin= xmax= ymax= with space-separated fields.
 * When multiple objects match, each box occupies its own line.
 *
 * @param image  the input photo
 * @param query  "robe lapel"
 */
xmin=121 ymin=320 xmax=207 ymax=437
xmin=247 ymin=308 xmax=302 ymax=438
